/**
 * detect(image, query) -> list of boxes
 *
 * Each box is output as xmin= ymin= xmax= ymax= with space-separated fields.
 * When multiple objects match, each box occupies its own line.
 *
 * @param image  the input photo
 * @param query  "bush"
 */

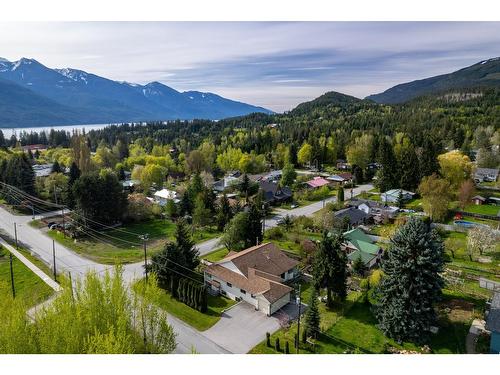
xmin=266 ymin=332 xmax=271 ymax=347
xmin=275 ymin=337 xmax=281 ymax=352
xmin=301 ymin=328 xmax=307 ymax=344
xmin=265 ymin=226 xmax=286 ymax=240
xmin=294 ymin=216 xmax=317 ymax=232
xmin=285 ymin=341 xmax=290 ymax=354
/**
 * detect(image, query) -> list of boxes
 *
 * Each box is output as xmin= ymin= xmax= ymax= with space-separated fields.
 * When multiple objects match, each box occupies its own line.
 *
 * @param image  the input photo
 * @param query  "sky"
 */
xmin=0 ymin=22 xmax=499 ymax=112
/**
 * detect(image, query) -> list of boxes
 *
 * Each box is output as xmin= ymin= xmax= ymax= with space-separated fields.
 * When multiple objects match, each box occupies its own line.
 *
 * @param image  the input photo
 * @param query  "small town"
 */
xmin=0 ymin=15 xmax=499 ymax=375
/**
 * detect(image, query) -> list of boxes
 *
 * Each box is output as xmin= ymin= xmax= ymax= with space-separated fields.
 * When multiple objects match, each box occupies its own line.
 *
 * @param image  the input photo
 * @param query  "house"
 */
xmin=486 ymin=292 xmax=500 ymax=353
xmin=204 ymin=243 xmax=300 ymax=316
xmin=213 ymin=173 xmax=241 ymax=192
xmin=348 ymin=199 xmax=399 ymax=221
xmin=336 ymin=159 xmax=351 ymax=171
xmin=474 ymin=168 xmax=499 ymax=183
xmin=22 ymin=144 xmax=47 ymax=153
xmin=32 ymin=163 xmax=53 ymax=178
xmin=327 ymin=172 xmax=353 ymax=185
xmin=121 ymin=179 xmax=140 ymax=192
xmin=343 ymin=228 xmax=383 ymax=268
xmin=381 ymin=189 xmax=415 ymax=203
xmin=333 ymin=207 xmax=371 ymax=227
xmin=153 ymin=189 xmax=178 ymax=206
xmin=258 ymin=181 xmax=292 ymax=205
xmin=305 ymin=176 xmax=331 ymax=189
xmin=471 ymin=195 xmax=487 ymax=205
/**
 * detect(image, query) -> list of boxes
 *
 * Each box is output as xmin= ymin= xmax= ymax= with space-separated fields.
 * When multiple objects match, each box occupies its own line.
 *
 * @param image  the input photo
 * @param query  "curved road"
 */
xmin=0 ymin=183 xmax=372 ymax=353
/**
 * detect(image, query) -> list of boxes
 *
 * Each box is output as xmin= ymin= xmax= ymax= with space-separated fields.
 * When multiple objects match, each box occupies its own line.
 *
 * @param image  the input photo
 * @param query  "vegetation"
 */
xmin=377 ymin=217 xmax=445 ymax=343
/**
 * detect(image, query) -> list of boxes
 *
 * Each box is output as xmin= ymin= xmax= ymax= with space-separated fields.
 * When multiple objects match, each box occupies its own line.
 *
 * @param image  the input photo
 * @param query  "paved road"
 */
xmin=0 ymin=182 xmax=373 ymax=353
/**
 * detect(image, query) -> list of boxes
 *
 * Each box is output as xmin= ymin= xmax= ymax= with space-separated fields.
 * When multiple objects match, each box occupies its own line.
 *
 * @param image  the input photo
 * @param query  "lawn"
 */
xmin=202 ymin=248 xmax=229 ymax=263
xmin=0 ymin=246 xmax=54 ymax=306
xmin=133 ymin=280 xmax=236 ymax=331
xmin=265 ymin=230 xmax=322 ymax=256
xmin=463 ymin=204 xmax=500 ymax=216
xmin=251 ymin=288 xmax=473 ymax=354
xmin=48 ymin=219 xmax=221 ymax=264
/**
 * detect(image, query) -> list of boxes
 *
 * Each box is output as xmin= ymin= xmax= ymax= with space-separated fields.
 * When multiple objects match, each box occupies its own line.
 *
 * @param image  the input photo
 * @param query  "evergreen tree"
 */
xmin=193 ymin=195 xmax=210 ymax=229
xmin=247 ymin=202 xmax=263 ymax=246
xmin=239 ymin=173 xmax=251 ymax=202
xmin=216 ymin=194 xmax=233 ymax=231
xmin=51 ymin=160 xmax=62 ymax=174
xmin=337 ymin=186 xmax=344 ymax=203
xmin=305 ymin=288 xmax=320 ymax=339
xmin=174 ymin=218 xmax=199 ymax=270
xmin=3 ymin=153 xmax=36 ymax=197
xmin=419 ymin=138 xmax=440 ymax=179
xmin=376 ymin=138 xmax=399 ymax=192
xmin=65 ymin=162 xmax=81 ymax=209
xmin=376 ymin=217 xmax=444 ymax=343
xmin=312 ymin=232 xmax=347 ymax=306
xmin=281 ymin=163 xmax=297 ymax=187
xmin=399 ymin=142 xmax=420 ymax=191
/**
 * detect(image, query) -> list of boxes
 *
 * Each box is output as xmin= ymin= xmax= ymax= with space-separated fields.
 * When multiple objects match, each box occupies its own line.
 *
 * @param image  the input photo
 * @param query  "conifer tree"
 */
xmin=305 ymin=288 xmax=320 ymax=339
xmin=337 ymin=186 xmax=344 ymax=203
xmin=376 ymin=217 xmax=444 ymax=343
xmin=312 ymin=231 xmax=347 ymax=306
xmin=174 ymin=218 xmax=199 ymax=270
xmin=376 ymin=138 xmax=399 ymax=192
xmin=216 ymin=193 xmax=233 ymax=231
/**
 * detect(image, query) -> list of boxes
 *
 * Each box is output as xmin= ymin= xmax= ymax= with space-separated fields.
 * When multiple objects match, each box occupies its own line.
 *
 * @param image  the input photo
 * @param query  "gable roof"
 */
xmin=205 ymin=243 xmax=298 ymax=304
xmin=343 ymin=228 xmax=381 ymax=265
xmin=306 ymin=176 xmax=330 ymax=188
xmin=334 ymin=207 xmax=370 ymax=223
xmin=221 ymin=242 xmax=299 ymax=277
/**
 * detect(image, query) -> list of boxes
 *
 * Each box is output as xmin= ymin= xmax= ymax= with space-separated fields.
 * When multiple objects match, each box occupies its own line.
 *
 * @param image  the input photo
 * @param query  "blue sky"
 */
xmin=0 ymin=22 xmax=499 ymax=111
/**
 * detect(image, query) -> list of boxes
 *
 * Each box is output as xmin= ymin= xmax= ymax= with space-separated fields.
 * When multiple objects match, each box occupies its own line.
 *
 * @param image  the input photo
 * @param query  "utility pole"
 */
xmin=52 ymin=240 xmax=57 ymax=282
xmin=61 ymin=207 xmax=66 ymax=238
xmin=140 ymin=234 xmax=149 ymax=283
xmin=9 ymin=253 xmax=15 ymax=298
xmin=261 ymin=204 xmax=266 ymax=234
xmin=296 ymin=283 xmax=301 ymax=354
xmin=14 ymin=222 xmax=18 ymax=249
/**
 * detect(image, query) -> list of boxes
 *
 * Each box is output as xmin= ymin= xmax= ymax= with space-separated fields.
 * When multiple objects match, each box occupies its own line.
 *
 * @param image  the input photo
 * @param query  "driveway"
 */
xmin=202 ymin=302 xmax=281 ymax=353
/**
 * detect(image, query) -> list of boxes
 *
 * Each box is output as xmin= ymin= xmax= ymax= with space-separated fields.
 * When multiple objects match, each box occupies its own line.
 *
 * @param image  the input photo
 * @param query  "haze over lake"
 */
xmin=1 ymin=123 xmax=112 ymax=138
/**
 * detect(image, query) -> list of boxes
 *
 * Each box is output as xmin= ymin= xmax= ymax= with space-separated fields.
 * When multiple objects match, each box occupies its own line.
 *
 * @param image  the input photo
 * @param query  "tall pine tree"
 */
xmin=304 ymin=288 xmax=320 ymax=339
xmin=376 ymin=217 xmax=444 ymax=343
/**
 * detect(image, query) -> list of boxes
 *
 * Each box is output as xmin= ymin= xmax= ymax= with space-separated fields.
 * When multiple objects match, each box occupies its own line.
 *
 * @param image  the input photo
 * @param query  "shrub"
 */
xmin=285 ymin=341 xmax=290 ymax=354
xmin=301 ymin=328 xmax=307 ymax=344
xmin=266 ymin=332 xmax=271 ymax=347
xmin=275 ymin=337 xmax=281 ymax=352
xmin=265 ymin=226 xmax=286 ymax=240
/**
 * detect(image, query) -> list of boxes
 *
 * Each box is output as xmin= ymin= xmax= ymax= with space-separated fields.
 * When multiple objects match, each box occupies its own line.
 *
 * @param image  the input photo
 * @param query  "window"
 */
xmin=240 ymin=289 xmax=246 ymax=294
xmin=280 ymin=273 xmax=286 ymax=279
xmin=227 ymin=282 xmax=232 ymax=287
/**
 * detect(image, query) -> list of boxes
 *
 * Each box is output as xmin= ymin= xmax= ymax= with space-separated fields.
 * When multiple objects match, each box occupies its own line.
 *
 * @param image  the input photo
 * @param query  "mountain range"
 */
xmin=366 ymin=57 xmax=500 ymax=104
xmin=0 ymin=57 xmax=272 ymax=127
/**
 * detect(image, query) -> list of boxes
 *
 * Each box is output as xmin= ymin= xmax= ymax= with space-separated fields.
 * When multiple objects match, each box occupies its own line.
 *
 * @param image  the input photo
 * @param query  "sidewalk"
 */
xmin=0 ymin=237 xmax=61 ymax=292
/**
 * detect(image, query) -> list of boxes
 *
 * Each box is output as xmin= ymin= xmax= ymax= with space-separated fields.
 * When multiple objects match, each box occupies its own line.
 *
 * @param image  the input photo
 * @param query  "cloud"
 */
xmin=0 ymin=22 xmax=498 ymax=111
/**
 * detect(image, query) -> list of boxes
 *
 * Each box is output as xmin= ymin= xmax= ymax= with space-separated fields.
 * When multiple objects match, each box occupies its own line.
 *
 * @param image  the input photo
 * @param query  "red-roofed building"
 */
xmin=305 ymin=176 xmax=332 ymax=189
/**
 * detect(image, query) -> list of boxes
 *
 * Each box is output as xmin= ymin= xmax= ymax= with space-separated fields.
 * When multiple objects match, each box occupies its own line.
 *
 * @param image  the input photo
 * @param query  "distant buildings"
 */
xmin=474 ymin=168 xmax=499 ymax=183
xmin=258 ymin=181 xmax=292 ymax=205
xmin=305 ymin=176 xmax=331 ymax=189
xmin=381 ymin=189 xmax=415 ymax=203
xmin=32 ymin=163 xmax=53 ymax=178
xmin=153 ymin=188 xmax=179 ymax=206
xmin=327 ymin=172 xmax=353 ymax=185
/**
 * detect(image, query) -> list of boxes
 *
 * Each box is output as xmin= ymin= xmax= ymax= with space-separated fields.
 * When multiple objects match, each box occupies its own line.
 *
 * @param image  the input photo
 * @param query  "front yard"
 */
xmin=463 ymin=204 xmax=500 ymax=216
xmin=47 ymin=219 xmax=221 ymax=264
xmin=133 ymin=279 xmax=236 ymax=331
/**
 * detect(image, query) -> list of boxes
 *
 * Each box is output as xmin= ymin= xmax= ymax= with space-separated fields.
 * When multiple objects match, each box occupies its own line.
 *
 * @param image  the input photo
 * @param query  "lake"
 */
xmin=0 ymin=123 xmax=112 ymax=138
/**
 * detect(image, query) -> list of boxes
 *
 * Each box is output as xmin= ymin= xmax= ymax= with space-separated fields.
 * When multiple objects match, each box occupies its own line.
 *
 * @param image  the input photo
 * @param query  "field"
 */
xmin=133 ymin=280 xmax=236 ymax=331
xmin=48 ymin=219 xmax=220 ymax=264
xmin=0 ymin=246 xmax=54 ymax=306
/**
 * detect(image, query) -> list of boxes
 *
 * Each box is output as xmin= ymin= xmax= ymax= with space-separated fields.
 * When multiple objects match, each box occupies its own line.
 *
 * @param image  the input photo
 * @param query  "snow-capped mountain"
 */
xmin=0 ymin=57 xmax=273 ymax=127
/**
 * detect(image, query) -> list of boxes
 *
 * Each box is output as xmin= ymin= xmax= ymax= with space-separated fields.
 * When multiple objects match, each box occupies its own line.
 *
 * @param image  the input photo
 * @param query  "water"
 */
xmin=0 ymin=123 xmax=112 ymax=138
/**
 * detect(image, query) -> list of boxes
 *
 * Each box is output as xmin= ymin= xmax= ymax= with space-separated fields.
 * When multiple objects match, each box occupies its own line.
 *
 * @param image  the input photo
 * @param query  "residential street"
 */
xmin=0 ymin=182 xmax=373 ymax=353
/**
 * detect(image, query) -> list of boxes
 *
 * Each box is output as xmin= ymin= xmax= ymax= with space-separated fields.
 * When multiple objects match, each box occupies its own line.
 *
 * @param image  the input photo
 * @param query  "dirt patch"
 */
xmin=438 ymin=299 xmax=475 ymax=322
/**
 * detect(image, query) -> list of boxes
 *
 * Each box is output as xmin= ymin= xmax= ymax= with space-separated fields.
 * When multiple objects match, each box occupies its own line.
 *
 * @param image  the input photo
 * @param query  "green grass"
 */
xmin=48 ymin=219 xmax=221 ymax=264
xmin=133 ymin=280 xmax=236 ymax=331
xmin=251 ymin=288 xmax=472 ymax=354
xmin=202 ymin=248 xmax=229 ymax=263
xmin=265 ymin=230 xmax=322 ymax=256
xmin=0 ymin=247 xmax=54 ymax=307
xmin=463 ymin=204 xmax=500 ymax=216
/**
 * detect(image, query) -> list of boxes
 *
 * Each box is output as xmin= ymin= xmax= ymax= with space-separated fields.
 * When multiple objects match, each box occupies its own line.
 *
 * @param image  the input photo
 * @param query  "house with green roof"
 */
xmin=343 ymin=228 xmax=383 ymax=268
